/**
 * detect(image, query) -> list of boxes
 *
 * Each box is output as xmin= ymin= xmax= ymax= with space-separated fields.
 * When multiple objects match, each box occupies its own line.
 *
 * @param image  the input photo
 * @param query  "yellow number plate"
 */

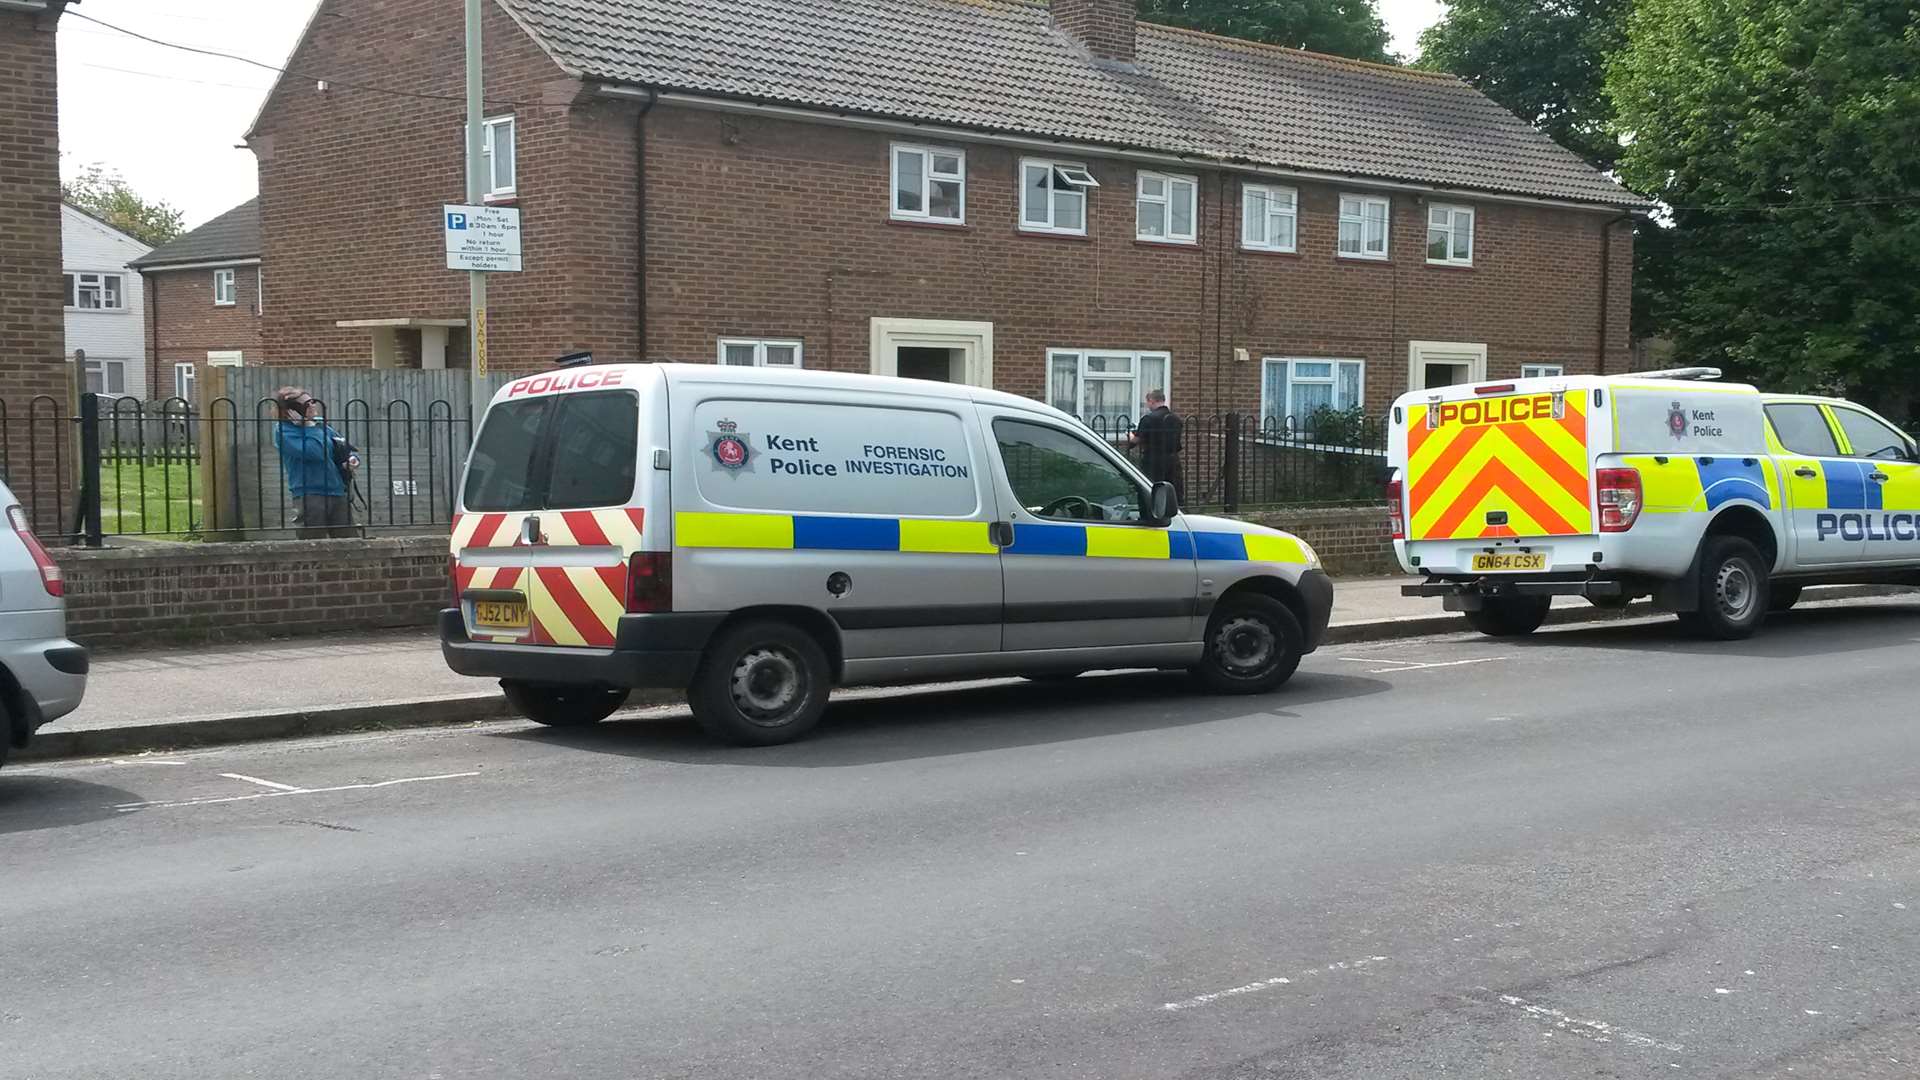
xmin=1472 ymin=552 xmax=1547 ymax=572
xmin=472 ymin=600 xmax=529 ymax=629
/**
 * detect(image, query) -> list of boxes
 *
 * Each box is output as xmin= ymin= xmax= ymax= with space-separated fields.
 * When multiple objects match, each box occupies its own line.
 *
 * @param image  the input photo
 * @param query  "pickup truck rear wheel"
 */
xmin=1463 ymin=595 xmax=1551 ymax=637
xmin=1679 ymin=536 xmax=1769 ymax=640
xmin=502 ymin=681 xmax=630 ymax=727
xmin=688 ymin=619 xmax=831 ymax=746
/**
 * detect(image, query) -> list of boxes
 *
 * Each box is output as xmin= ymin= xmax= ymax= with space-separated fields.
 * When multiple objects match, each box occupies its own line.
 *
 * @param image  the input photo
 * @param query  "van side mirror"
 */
xmin=1148 ymin=482 xmax=1179 ymax=523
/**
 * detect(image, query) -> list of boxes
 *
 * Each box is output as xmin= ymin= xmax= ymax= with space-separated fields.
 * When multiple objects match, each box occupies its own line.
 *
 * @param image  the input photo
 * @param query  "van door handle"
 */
xmin=1870 ymin=471 xmax=1890 ymax=483
xmin=1794 ymin=467 xmax=1818 ymax=479
xmin=988 ymin=522 xmax=1014 ymax=548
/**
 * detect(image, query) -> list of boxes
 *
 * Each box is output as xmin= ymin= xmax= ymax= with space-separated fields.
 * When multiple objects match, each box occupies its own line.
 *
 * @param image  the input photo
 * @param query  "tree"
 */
xmin=1610 ymin=0 xmax=1920 ymax=407
xmin=62 ymin=164 xmax=184 ymax=248
xmin=1139 ymin=0 xmax=1393 ymax=63
xmin=1416 ymin=0 xmax=1628 ymax=171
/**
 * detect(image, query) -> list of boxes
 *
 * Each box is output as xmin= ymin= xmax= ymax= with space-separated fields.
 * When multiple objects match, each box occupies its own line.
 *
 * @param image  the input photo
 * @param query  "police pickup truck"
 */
xmin=1386 ymin=368 xmax=1920 ymax=640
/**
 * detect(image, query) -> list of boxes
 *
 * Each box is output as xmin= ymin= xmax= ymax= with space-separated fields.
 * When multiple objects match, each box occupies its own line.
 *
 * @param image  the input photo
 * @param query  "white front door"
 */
xmin=1409 ymin=340 xmax=1488 ymax=391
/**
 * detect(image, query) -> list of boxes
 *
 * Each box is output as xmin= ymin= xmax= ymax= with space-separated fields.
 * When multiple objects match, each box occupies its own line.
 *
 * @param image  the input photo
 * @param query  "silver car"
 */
xmin=0 ymin=479 xmax=86 ymax=769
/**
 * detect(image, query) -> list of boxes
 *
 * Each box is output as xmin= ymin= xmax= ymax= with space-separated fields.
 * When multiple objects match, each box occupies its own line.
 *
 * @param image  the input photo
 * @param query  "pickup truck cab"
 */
xmin=1386 ymin=369 xmax=1920 ymax=639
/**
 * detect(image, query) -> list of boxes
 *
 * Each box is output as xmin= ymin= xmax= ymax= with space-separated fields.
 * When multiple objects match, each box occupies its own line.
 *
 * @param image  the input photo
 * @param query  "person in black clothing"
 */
xmin=1130 ymin=389 xmax=1184 ymax=502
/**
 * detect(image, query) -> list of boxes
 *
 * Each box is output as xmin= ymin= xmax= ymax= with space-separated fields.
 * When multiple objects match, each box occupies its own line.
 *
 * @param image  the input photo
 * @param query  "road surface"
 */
xmin=4 ymin=600 xmax=1918 ymax=1078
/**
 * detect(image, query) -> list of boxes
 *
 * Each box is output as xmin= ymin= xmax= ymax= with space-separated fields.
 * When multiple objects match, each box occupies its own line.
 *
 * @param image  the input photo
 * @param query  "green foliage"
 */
xmin=1609 ymin=0 xmax=1920 ymax=404
xmin=1139 ymin=0 xmax=1394 ymax=63
xmin=1416 ymin=0 xmax=1628 ymax=170
xmin=63 ymin=164 xmax=184 ymax=248
xmin=1305 ymin=404 xmax=1370 ymax=447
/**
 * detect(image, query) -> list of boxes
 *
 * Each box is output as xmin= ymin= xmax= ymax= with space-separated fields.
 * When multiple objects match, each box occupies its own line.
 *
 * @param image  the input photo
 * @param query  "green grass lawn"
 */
xmin=98 ymin=458 xmax=201 ymax=537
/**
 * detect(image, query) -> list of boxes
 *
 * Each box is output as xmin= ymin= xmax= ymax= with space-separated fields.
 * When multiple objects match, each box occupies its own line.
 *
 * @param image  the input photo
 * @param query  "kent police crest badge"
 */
xmin=1668 ymin=401 xmax=1688 ymax=440
xmin=708 ymin=419 xmax=753 ymax=472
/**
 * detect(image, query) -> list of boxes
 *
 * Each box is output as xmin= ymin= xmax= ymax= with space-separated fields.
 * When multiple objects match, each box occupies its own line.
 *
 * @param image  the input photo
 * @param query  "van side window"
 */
xmin=1765 ymin=404 xmax=1840 ymax=457
xmin=993 ymin=419 xmax=1144 ymax=523
xmin=463 ymin=390 xmax=639 ymax=511
xmin=1830 ymin=408 xmax=1913 ymax=461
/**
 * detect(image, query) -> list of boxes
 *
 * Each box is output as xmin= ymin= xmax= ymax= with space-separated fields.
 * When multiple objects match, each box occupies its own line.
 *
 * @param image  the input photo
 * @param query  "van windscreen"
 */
xmin=463 ymin=390 xmax=639 ymax=511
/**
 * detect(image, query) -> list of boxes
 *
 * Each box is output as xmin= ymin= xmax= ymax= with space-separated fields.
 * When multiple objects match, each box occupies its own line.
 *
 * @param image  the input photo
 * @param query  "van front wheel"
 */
xmin=688 ymin=620 xmax=831 ymax=746
xmin=1191 ymin=594 xmax=1304 ymax=694
xmin=502 ymin=681 xmax=630 ymax=727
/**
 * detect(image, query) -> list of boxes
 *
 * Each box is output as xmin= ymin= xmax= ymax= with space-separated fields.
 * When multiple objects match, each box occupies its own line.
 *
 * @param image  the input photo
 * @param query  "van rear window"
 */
xmin=463 ymin=390 xmax=638 ymax=511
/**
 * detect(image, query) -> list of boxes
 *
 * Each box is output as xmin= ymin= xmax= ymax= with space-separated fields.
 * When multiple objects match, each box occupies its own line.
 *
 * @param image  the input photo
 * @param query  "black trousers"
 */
xmin=1145 ymin=458 xmax=1185 ymax=502
xmin=296 ymin=493 xmax=355 ymax=539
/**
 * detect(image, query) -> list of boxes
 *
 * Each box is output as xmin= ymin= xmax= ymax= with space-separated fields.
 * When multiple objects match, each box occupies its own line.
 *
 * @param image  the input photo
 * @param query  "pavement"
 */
xmin=28 ymin=577 xmax=1911 ymax=761
xmin=5 ymin=598 xmax=1920 ymax=1078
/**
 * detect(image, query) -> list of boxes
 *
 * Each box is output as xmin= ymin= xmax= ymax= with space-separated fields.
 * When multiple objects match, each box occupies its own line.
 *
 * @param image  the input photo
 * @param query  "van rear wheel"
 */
xmin=1191 ymin=593 xmax=1303 ymax=694
xmin=1463 ymin=595 xmax=1552 ymax=637
xmin=502 ymin=681 xmax=630 ymax=727
xmin=1678 ymin=536 xmax=1769 ymax=640
xmin=688 ymin=620 xmax=831 ymax=746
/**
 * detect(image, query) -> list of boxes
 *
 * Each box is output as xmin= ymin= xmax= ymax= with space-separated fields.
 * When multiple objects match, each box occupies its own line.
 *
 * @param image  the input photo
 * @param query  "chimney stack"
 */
xmin=1053 ymin=0 xmax=1136 ymax=63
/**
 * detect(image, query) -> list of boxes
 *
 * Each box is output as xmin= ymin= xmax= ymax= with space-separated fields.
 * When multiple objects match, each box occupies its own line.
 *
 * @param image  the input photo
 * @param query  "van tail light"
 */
xmin=7 ymin=505 xmax=63 ymax=597
xmin=449 ymin=555 xmax=461 ymax=605
xmin=1384 ymin=479 xmax=1406 ymax=540
xmin=1597 ymin=468 xmax=1642 ymax=533
xmin=626 ymin=551 xmax=673 ymax=613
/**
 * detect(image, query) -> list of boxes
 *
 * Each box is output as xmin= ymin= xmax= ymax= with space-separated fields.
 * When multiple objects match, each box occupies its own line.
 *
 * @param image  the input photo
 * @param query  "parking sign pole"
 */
xmin=464 ymin=0 xmax=487 ymax=439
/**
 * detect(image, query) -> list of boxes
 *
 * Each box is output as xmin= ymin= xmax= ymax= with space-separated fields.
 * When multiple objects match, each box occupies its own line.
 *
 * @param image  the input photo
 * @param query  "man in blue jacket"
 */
xmin=273 ymin=387 xmax=360 ymax=539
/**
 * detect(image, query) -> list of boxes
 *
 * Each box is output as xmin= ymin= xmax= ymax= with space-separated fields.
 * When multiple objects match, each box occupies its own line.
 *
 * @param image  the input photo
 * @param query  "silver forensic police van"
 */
xmin=442 ymin=363 xmax=1334 ymax=744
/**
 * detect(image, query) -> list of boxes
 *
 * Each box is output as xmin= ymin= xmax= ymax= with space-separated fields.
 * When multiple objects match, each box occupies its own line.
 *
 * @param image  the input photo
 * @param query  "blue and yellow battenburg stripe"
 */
xmin=1624 ymin=455 xmax=1778 ymax=513
xmin=673 ymin=512 xmax=1307 ymax=563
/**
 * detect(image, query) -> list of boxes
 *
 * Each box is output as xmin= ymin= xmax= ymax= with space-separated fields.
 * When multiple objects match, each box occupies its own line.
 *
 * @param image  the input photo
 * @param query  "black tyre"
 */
xmin=1463 ymin=595 xmax=1552 ymax=637
xmin=1678 ymin=536 xmax=1769 ymax=640
xmin=0 ymin=695 xmax=10 ymax=771
xmin=501 ymin=680 xmax=630 ymax=727
xmin=687 ymin=620 xmax=832 ymax=746
xmin=1769 ymin=584 xmax=1803 ymax=613
xmin=1191 ymin=593 xmax=1304 ymax=694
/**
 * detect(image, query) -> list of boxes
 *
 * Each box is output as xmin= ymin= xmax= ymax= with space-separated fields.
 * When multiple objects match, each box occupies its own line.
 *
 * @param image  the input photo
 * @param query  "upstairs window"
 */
xmin=891 ymin=144 xmax=966 ymax=224
xmin=1241 ymin=184 xmax=1297 ymax=253
xmin=1338 ymin=194 xmax=1390 ymax=260
xmin=718 ymin=339 xmax=803 ymax=368
xmin=482 ymin=115 xmax=516 ymax=198
xmin=1426 ymin=203 xmax=1475 ymax=265
xmin=212 ymin=268 xmax=236 ymax=306
xmin=64 ymin=272 xmax=125 ymax=311
xmin=1136 ymin=171 xmax=1197 ymax=244
xmin=1021 ymin=158 xmax=1098 ymax=236
xmin=1521 ymin=363 xmax=1564 ymax=379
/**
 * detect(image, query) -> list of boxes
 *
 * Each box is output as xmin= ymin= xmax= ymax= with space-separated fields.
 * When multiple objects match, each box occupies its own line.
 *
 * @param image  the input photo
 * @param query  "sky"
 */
xmin=57 ymin=0 xmax=1449 ymax=231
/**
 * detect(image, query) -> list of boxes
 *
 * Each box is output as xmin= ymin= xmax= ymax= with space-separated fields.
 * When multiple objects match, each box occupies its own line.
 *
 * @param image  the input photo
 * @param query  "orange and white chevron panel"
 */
xmin=450 ymin=508 xmax=647 ymax=648
xmin=1406 ymin=394 xmax=1592 ymax=540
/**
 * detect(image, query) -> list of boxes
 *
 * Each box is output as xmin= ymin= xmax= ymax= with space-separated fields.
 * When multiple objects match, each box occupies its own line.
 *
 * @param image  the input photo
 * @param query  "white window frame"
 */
xmin=212 ymin=268 xmax=237 ymax=307
xmin=81 ymin=358 xmax=128 ymax=396
xmin=1426 ymin=203 xmax=1475 ymax=266
xmin=1521 ymin=363 xmax=1564 ymax=379
xmin=717 ymin=338 xmax=804 ymax=368
xmin=481 ymin=114 xmax=516 ymax=199
xmin=206 ymin=350 xmax=244 ymax=368
xmin=1240 ymin=183 xmax=1298 ymax=253
xmin=1261 ymin=357 xmax=1367 ymax=433
xmin=255 ymin=267 xmax=264 ymax=314
xmin=1020 ymin=158 xmax=1098 ymax=237
xmin=1338 ymin=193 xmax=1391 ymax=261
xmin=64 ymin=271 xmax=126 ymax=311
xmin=173 ymin=362 xmax=196 ymax=402
xmin=1135 ymin=170 xmax=1198 ymax=244
xmin=890 ymin=143 xmax=966 ymax=225
xmin=1044 ymin=349 xmax=1172 ymax=422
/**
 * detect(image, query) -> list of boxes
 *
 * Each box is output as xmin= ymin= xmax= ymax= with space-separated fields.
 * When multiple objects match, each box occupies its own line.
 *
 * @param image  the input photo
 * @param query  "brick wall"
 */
xmin=60 ymin=536 xmax=448 ymax=648
xmin=0 ymin=6 xmax=71 ymax=533
xmin=247 ymin=0 xmax=1633 ymax=417
xmin=1237 ymin=505 xmax=1397 ymax=577
xmin=144 ymin=265 xmax=264 ymax=400
xmin=1053 ymin=0 xmax=1136 ymax=60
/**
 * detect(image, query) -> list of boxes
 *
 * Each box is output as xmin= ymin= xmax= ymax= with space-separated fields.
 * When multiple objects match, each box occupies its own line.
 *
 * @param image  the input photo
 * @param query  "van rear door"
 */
xmin=455 ymin=385 xmax=645 ymax=647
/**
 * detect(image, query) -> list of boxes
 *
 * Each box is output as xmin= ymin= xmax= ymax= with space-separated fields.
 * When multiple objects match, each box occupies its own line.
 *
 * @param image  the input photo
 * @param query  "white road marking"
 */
xmin=113 ymin=772 xmax=479 ymax=812
xmin=220 ymin=772 xmax=306 ymax=793
xmin=1494 ymin=992 xmax=1686 ymax=1052
xmin=1162 ymin=955 xmax=1389 ymax=1012
xmin=1341 ymin=656 xmax=1509 ymax=674
xmin=111 ymin=759 xmax=186 ymax=766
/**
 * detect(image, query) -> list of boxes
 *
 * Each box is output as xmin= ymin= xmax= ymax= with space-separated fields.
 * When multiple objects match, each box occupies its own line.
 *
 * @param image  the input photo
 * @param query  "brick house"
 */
xmin=246 ymin=0 xmax=1640 ymax=427
xmin=0 ymin=0 xmax=71 ymax=530
xmin=130 ymin=198 xmax=263 ymax=403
